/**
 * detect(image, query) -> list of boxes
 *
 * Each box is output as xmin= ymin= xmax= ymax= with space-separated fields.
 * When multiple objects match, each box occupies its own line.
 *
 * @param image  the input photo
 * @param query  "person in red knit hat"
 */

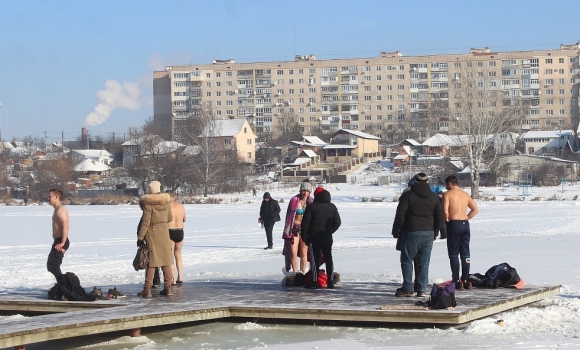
xmin=313 ymin=187 xmax=324 ymax=197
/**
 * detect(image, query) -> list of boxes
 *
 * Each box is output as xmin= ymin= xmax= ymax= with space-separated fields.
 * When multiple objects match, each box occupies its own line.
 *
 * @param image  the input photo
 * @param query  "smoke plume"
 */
xmin=84 ymin=80 xmax=141 ymax=126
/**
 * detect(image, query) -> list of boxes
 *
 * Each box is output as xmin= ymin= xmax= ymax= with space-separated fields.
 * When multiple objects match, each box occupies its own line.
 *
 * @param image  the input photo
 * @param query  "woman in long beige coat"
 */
xmin=137 ymin=181 xmax=174 ymax=297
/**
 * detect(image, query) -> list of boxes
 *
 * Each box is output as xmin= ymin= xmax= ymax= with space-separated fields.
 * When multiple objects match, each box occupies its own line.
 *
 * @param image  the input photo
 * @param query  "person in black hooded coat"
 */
xmin=259 ymin=192 xmax=281 ymax=249
xmin=301 ymin=189 xmax=341 ymax=288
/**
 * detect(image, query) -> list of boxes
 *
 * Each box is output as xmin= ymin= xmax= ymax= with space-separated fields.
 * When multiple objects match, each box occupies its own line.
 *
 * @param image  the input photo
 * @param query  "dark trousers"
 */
xmin=311 ymin=243 xmax=333 ymax=283
xmin=47 ymin=238 xmax=70 ymax=280
xmin=263 ymin=220 xmax=275 ymax=247
xmin=447 ymin=220 xmax=471 ymax=282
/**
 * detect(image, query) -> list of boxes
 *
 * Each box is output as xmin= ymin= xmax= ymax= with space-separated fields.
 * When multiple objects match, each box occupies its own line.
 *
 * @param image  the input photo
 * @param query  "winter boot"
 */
xmin=137 ymin=287 xmax=152 ymax=298
xmin=160 ymin=285 xmax=172 ymax=296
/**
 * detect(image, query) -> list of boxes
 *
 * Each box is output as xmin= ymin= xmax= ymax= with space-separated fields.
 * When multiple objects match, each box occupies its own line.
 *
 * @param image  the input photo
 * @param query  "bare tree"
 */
xmin=182 ymin=106 xmax=228 ymax=197
xmin=448 ymin=68 xmax=526 ymax=198
xmin=272 ymin=112 xmax=303 ymax=146
xmin=125 ymin=117 xmax=167 ymax=193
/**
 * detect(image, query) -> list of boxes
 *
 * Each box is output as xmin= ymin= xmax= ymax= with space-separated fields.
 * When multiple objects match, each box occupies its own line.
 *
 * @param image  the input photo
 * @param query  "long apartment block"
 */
xmin=153 ymin=44 xmax=580 ymax=144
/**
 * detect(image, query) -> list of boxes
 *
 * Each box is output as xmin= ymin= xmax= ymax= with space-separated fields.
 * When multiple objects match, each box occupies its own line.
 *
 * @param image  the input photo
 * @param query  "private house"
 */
xmin=122 ymin=136 xmax=184 ymax=167
xmin=520 ymin=130 xmax=573 ymax=155
xmin=70 ymin=149 xmax=115 ymax=166
xmin=323 ymin=129 xmax=380 ymax=163
xmin=285 ymin=136 xmax=327 ymax=163
xmin=200 ymin=118 xmax=257 ymax=163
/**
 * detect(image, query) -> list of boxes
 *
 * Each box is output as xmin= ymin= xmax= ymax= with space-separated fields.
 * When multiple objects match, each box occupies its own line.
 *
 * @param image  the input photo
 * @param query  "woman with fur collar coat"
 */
xmin=136 ymin=181 xmax=174 ymax=297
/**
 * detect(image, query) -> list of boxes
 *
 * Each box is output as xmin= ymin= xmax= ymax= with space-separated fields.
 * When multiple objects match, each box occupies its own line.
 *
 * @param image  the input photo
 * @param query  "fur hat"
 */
xmin=314 ymin=187 xmax=325 ymax=196
xmin=414 ymin=173 xmax=428 ymax=182
xmin=148 ymin=181 xmax=161 ymax=194
xmin=300 ymin=182 xmax=312 ymax=192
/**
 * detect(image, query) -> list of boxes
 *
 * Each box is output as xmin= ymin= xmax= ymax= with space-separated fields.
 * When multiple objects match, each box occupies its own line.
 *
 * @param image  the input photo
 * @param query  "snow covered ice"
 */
xmin=1 ymin=172 xmax=580 ymax=349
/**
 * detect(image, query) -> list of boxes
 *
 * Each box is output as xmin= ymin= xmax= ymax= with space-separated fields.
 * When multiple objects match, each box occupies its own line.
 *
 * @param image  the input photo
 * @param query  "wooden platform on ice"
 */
xmin=0 ymin=281 xmax=560 ymax=349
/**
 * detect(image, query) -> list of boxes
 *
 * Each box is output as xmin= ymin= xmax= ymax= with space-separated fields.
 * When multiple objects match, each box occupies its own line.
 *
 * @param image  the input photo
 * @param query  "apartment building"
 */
xmin=153 ymin=44 xmax=580 ymax=144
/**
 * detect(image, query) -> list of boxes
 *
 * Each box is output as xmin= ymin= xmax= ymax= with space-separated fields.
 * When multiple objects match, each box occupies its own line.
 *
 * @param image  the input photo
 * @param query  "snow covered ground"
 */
xmin=1 ymin=166 xmax=580 ymax=349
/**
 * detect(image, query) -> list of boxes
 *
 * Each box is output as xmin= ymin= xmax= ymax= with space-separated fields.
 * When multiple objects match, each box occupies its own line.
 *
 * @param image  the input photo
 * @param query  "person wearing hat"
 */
xmin=301 ymin=187 xmax=341 ymax=288
xmin=259 ymin=192 xmax=281 ymax=250
xmin=282 ymin=180 xmax=313 ymax=274
xmin=391 ymin=173 xmax=443 ymax=297
xmin=136 ymin=181 xmax=174 ymax=298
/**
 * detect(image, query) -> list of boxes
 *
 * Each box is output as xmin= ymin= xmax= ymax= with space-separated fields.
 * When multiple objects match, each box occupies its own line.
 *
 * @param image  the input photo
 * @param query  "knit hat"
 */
xmin=414 ymin=172 xmax=428 ymax=182
xmin=263 ymin=192 xmax=271 ymax=199
xmin=300 ymin=182 xmax=312 ymax=192
xmin=148 ymin=181 xmax=161 ymax=194
xmin=314 ymin=187 xmax=325 ymax=196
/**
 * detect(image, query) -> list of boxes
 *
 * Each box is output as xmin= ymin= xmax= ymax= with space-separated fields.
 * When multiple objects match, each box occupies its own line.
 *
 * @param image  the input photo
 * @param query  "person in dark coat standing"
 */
xmin=301 ymin=188 xmax=341 ymax=288
xmin=259 ymin=192 xmax=281 ymax=249
xmin=391 ymin=173 xmax=443 ymax=297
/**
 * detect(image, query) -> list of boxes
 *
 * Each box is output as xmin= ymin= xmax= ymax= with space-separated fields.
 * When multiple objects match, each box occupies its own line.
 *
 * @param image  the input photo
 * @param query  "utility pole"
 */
xmin=44 ymin=131 xmax=47 ymax=154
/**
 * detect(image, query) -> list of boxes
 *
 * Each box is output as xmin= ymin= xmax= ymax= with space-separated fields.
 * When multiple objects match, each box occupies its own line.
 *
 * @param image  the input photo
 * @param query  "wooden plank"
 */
xmin=0 ymin=284 xmax=561 ymax=349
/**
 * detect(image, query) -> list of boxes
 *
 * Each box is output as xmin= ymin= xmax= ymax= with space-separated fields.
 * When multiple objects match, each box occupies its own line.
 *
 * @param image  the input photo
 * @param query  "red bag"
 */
xmin=317 ymin=270 xmax=328 ymax=288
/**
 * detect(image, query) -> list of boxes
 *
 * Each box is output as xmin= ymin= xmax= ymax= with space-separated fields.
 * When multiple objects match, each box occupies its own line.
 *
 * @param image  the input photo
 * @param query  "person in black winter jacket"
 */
xmin=301 ymin=188 xmax=341 ymax=288
xmin=259 ymin=192 xmax=281 ymax=249
xmin=391 ymin=173 xmax=443 ymax=297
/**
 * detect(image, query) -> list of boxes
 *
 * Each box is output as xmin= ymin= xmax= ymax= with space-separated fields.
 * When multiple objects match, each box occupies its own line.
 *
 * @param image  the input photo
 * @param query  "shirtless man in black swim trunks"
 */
xmin=166 ymin=191 xmax=186 ymax=284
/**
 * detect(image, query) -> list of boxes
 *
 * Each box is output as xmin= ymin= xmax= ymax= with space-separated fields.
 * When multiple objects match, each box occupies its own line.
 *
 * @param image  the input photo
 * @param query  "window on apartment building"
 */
xmin=206 ymin=82 xmax=211 ymax=87
xmin=299 ymin=108 xmax=304 ymax=113
xmin=364 ymin=96 xmax=371 ymax=101
xmin=226 ymin=81 xmax=232 ymax=86
xmin=277 ymin=79 xmax=284 ymax=85
xmin=397 ymin=85 xmax=405 ymax=90
xmin=224 ymin=139 xmax=231 ymax=145
xmin=376 ymin=96 xmax=382 ymax=101
xmin=364 ymin=86 xmax=371 ymax=91
xmin=467 ymin=62 xmax=473 ymax=68
xmin=206 ymin=73 xmax=211 ymax=78
xmin=558 ymin=78 xmax=565 ymax=85
xmin=376 ymin=85 xmax=382 ymax=91
xmin=397 ymin=74 xmax=405 ymax=80
xmin=299 ymin=88 xmax=305 ymax=94
xmin=225 ymin=72 xmax=232 ymax=77
xmin=545 ymin=69 xmax=553 ymax=74
xmin=226 ymin=100 xmax=233 ymax=106
xmin=289 ymin=79 xmax=294 ymax=84
xmin=546 ymin=110 xmax=553 ymax=115
xmin=478 ymin=61 xmax=483 ymax=67
xmin=560 ymin=89 xmax=565 ymax=95
xmin=309 ymin=117 xmax=316 ymax=122
xmin=547 ymin=99 xmax=554 ymax=105
xmin=560 ymin=99 xmax=565 ymax=104
xmin=558 ymin=69 xmax=565 ymax=74
xmin=247 ymin=152 xmax=251 ymax=159
xmin=365 ymin=115 xmax=372 ymax=121
xmin=489 ymin=61 xmax=496 ymax=66
xmin=489 ymin=71 xmax=496 ymax=77
xmin=559 ymin=58 xmax=565 ymax=63
xmin=309 ymin=68 xmax=316 ymax=74
xmin=546 ymin=59 xmax=552 ymax=64
xmin=299 ymin=117 xmax=304 ymax=123
xmin=309 ymin=88 xmax=316 ymax=93
xmin=289 ymin=89 xmax=294 ymax=94
xmin=397 ymin=95 xmax=404 ymax=100
xmin=206 ymin=92 xmax=211 ymax=97
xmin=277 ymin=70 xmax=284 ymax=75
xmin=560 ymin=109 xmax=565 ymax=115
xmin=387 ymin=85 xmax=393 ymax=90
xmin=216 ymin=101 xmax=222 ymax=106
xmin=376 ymin=75 xmax=382 ymax=81
xmin=386 ymin=74 xmax=393 ymax=80
xmin=376 ymin=105 xmax=382 ymax=110
xmin=299 ymin=98 xmax=305 ymax=103
xmin=364 ymin=76 xmax=371 ymax=81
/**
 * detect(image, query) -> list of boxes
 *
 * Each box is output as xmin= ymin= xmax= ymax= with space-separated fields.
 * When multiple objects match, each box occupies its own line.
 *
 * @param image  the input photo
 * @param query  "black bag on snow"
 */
xmin=471 ymin=262 xmax=520 ymax=288
xmin=426 ymin=282 xmax=457 ymax=309
xmin=48 ymin=272 xmax=96 ymax=301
